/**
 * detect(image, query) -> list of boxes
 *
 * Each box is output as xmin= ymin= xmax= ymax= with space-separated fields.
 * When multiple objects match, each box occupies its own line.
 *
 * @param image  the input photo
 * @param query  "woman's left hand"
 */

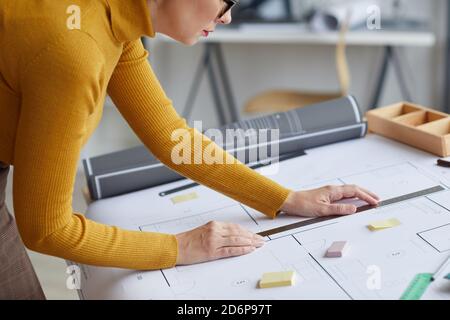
xmin=280 ymin=185 xmax=380 ymax=218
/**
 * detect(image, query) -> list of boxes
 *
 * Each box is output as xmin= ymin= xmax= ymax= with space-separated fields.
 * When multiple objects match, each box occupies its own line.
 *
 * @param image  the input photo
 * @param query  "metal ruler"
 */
xmin=400 ymin=273 xmax=433 ymax=300
xmin=258 ymin=185 xmax=445 ymax=237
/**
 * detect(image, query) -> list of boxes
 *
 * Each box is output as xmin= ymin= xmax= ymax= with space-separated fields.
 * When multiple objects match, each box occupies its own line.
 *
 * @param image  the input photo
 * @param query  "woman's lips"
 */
xmin=202 ymin=30 xmax=211 ymax=37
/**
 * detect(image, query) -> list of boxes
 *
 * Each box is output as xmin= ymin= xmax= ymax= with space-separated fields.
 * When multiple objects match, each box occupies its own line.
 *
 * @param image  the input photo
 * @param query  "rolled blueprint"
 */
xmin=83 ymin=95 xmax=367 ymax=200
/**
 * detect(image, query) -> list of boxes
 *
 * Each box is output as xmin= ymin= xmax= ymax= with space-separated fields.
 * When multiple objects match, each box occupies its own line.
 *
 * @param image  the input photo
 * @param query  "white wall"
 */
xmin=80 ymin=0 xmax=448 ymax=161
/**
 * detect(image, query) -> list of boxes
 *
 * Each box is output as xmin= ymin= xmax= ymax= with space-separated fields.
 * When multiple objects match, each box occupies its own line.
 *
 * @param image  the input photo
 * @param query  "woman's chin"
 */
xmin=162 ymin=32 xmax=200 ymax=46
xmin=183 ymin=36 xmax=200 ymax=46
xmin=173 ymin=34 xmax=200 ymax=46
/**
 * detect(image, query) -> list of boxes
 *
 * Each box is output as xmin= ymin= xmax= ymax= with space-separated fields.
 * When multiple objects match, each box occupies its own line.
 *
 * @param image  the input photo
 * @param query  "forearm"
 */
xmin=108 ymin=40 xmax=292 ymax=218
xmin=18 ymin=212 xmax=177 ymax=270
xmin=155 ymin=123 xmax=292 ymax=217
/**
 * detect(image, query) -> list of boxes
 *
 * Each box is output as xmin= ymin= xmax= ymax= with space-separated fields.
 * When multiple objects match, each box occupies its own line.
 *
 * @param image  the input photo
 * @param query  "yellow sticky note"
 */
xmin=259 ymin=271 xmax=296 ymax=289
xmin=368 ymin=218 xmax=401 ymax=231
xmin=170 ymin=192 xmax=198 ymax=204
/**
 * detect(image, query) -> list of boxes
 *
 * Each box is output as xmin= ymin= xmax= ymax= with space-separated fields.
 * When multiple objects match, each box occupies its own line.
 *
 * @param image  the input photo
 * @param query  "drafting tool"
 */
xmin=431 ymin=254 xmax=450 ymax=281
xmin=437 ymin=158 xmax=450 ymax=168
xmin=401 ymin=254 xmax=450 ymax=300
xmin=400 ymin=273 xmax=433 ymax=300
xmin=258 ymin=186 xmax=444 ymax=237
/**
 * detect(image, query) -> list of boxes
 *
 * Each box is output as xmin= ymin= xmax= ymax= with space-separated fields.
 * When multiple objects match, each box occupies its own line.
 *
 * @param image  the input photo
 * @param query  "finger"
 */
xmin=221 ymin=234 xmax=265 ymax=247
xmin=216 ymin=246 xmax=256 ymax=259
xmin=207 ymin=221 xmax=249 ymax=237
xmin=223 ymin=223 xmax=264 ymax=241
xmin=340 ymin=185 xmax=379 ymax=205
xmin=219 ymin=236 xmax=264 ymax=248
xmin=320 ymin=203 xmax=357 ymax=216
xmin=358 ymin=186 xmax=381 ymax=201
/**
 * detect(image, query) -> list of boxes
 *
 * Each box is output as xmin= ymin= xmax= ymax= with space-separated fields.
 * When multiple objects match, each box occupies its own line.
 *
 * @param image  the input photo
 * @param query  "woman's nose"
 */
xmin=218 ymin=11 xmax=232 ymax=25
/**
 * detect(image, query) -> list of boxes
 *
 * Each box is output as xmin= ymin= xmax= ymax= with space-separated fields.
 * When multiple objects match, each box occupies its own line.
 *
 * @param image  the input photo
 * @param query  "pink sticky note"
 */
xmin=325 ymin=241 xmax=349 ymax=258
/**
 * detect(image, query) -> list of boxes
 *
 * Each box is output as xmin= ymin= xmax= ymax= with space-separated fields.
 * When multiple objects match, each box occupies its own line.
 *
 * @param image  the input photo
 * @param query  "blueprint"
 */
xmin=78 ymin=135 xmax=450 ymax=300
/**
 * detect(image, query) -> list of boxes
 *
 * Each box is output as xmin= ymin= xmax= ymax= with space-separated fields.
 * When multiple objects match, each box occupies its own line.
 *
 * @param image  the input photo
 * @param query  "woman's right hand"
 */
xmin=175 ymin=221 xmax=265 ymax=265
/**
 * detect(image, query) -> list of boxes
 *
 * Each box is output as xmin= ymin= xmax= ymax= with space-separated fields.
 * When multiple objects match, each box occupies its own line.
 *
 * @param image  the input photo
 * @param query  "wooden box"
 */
xmin=366 ymin=102 xmax=450 ymax=157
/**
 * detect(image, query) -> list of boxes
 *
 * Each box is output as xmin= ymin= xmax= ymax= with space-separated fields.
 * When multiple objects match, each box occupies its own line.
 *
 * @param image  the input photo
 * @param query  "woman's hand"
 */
xmin=281 ymin=185 xmax=380 ymax=218
xmin=175 ymin=221 xmax=265 ymax=265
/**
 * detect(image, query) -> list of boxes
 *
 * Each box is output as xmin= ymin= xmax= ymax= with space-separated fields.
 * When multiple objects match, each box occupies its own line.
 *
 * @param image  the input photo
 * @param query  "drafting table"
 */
xmin=75 ymin=134 xmax=450 ymax=300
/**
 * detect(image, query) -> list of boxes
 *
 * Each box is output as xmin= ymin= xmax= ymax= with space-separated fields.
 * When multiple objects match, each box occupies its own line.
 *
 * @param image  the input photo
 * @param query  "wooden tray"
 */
xmin=366 ymin=102 xmax=450 ymax=157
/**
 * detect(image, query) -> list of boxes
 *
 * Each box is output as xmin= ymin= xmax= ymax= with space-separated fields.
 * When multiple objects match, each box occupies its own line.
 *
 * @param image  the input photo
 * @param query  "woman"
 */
xmin=0 ymin=0 xmax=379 ymax=299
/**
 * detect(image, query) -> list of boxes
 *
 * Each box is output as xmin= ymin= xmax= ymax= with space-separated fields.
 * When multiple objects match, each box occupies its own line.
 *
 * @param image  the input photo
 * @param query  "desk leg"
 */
xmin=212 ymin=44 xmax=240 ymax=123
xmin=182 ymin=44 xmax=239 ymax=126
xmin=391 ymin=48 xmax=412 ymax=102
xmin=207 ymin=45 xmax=228 ymax=125
xmin=182 ymin=45 xmax=212 ymax=121
xmin=370 ymin=46 xmax=412 ymax=109
xmin=370 ymin=46 xmax=392 ymax=109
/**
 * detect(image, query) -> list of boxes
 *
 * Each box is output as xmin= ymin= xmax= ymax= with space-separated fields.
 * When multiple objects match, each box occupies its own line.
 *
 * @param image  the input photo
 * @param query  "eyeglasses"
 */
xmin=217 ymin=0 xmax=239 ymax=20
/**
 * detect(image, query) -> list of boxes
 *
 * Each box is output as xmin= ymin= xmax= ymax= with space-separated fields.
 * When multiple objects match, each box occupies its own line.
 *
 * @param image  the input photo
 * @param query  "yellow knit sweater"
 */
xmin=0 ymin=0 xmax=291 ymax=270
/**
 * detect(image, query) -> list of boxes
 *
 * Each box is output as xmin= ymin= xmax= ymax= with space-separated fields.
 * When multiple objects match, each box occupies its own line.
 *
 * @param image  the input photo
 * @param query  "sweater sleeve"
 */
xmin=107 ymin=40 xmax=292 ymax=218
xmin=13 ymin=31 xmax=177 ymax=270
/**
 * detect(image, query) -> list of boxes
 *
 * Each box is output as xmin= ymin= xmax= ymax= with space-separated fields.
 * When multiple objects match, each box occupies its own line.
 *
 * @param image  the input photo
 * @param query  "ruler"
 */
xmin=400 ymin=273 xmax=433 ymax=300
xmin=258 ymin=186 xmax=445 ymax=237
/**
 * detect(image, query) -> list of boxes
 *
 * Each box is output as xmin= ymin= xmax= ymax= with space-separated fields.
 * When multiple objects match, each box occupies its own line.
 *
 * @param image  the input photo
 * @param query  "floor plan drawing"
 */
xmin=80 ymin=135 xmax=450 ymax=300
